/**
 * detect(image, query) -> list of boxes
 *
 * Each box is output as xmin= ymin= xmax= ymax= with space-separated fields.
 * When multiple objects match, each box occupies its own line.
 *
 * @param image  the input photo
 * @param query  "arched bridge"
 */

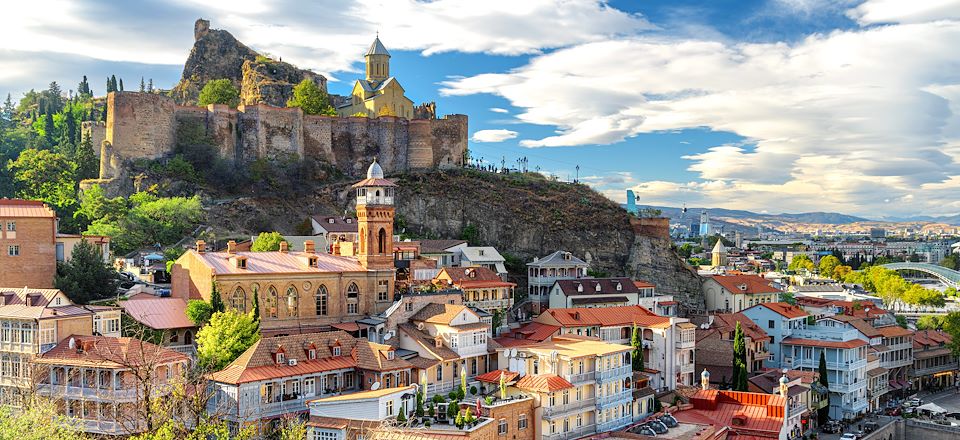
xmin=881 ymin=262 xmax=960 ymax=288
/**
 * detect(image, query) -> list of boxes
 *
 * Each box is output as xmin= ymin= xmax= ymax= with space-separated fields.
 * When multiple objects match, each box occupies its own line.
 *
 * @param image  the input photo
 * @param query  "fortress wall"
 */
xmin=424 ymin=114 xmax=467 ymax=169
xmin=302 ymin=115 xmax=336 ymax=163
xmin=368 ymin=116 xmax=408 ymax=173
xmin=206 ymin=104 xmax=240 ymax=162
xmin=106 ymin=92 xmax=176 ymax=161
xmin=407 ymin=120 xmax=434 ymax=169
xmin=80 ymin=121 xmax=106 ymax=159
xmin=238 ymin=104 xmax=304 ymax=159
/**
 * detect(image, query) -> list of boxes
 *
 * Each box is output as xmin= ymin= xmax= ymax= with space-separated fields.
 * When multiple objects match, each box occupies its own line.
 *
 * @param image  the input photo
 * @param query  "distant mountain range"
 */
xmin=625 ymin=205 xmax=960 ymax=235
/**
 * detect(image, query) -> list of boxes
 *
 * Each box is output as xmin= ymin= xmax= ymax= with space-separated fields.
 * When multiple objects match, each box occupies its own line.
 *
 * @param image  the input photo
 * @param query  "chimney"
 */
xmin=196 ymin=240 xmax=206 ymax=253
xmin=227 ymin=240 xmax=237 ymax=254
xmin=332 ymin=239 xmax=341 ymax=256
xmin=304 ymin=240 xmax=315 ymax=253
xmin=279 ymin=241 xmax=289 ymax=253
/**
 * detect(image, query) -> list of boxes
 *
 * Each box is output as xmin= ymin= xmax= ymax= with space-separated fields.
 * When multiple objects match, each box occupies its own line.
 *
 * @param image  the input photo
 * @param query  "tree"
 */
xmin=185 ymin=300 xmax=214 ymax=326
xmin=210 ymin=282 xmax=226 ymax=313
xmin=7 ymin=148 xmax=77 ymax=210
xmin=119 ymin=78 xmax=124 ymax=92
xmin=916 ymin=315 xmax=945 ymax=330
xmin=788 ymin=254 xmax=815 ymax=272
xmin=251 ymin=231 xmax=289 ymax=251
xmin=940 ymin=254 xmax=959 ymax=271
xmin=731 ymin=321 xmax=748 ymax=391
xmin=780 ymin=291 xmax=796 ymax=305
xmin=396 ymin=406 xmax=407 ymax=424
xmin=0 ymin=398 xmax=88 ymax=440
xmin=54 ymin=239 xmax=118 ymax=304
xmin=251 ymin=289 xmax=261 ymax=324
xmin=943 ymin=311 xmax=960 ymax=355
xmin=196 ymin=310 xmax=260 ymax=370
xmin=197 ymin=79 xmax=239 ymax=107
xmin=286 ymin=79 xmax=336 ymax=116
xmin=110 ymin=75 xmax=118 ymax=93
xmin=491 ymin=309 xmax=503 ymax=334
xmin=818 ymin=255 xmax=841 ymax=278
xmin=631 ymin=324 xmax=644 ymax=372
xmin=147 ymin=78 xmax=154 ymax=93
xmin=901 ymin=284 xmax=945 ymax=308
xmin=447 ymin=400 xmax=459 ymax=420
xmin=832 ymin=265 xmax=852 ymax=280
xmin=77 ymin=75 xmax=91 ymax=97
xmin=817 ymin=351 xmax=829 ymax=425
xmin=140 ymin=77 xmax=146 ymax=92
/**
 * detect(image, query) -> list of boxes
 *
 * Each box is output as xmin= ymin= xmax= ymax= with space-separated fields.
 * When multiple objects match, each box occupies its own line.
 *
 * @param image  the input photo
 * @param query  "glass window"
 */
xmin=286 ymin=286 xmax=299 ymax=317
xmin=266 ymin=287 xmax=279 ymax=318
xmin=231 ymin=287 xmax=246 ymax=312
xmin=518 ymin=414 xmax=528 ymax=430
xmin=346 ymin=283 xmax=359 ymax=314
xmin=498 ymin=419 xmax=507 ymax=435
xmin=386 ymin=399 xmax=394 ymax=416
xmin=7 ymin=246 xmax=19 ymax=256
xmin=316 ymin=285 xmax=328 ymax=316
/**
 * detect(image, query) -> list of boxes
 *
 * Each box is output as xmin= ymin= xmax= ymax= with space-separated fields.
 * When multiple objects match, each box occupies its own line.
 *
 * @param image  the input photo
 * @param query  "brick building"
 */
xmin=0 ymin=199 xmax=57 ymax=288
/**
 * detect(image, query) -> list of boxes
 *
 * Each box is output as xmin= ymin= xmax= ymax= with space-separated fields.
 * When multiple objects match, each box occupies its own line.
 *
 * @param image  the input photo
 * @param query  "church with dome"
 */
xmin=171 ymin=160 xmax=398 ymax=336
xmin=336 ymin=36 xmax=416 ymax=119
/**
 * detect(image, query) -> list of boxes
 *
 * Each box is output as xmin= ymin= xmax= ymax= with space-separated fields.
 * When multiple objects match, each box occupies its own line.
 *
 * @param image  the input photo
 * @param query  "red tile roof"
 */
xmin=499 ymin=322 xmax=559 ymax=342
xmin=189 ymin=250 xmax=366 ymax=275
xmin=0 ymin=199 xmax=57 ymax=218
xmin=824 ymin=315 xmax=881 ymax=338
xmin=914 ymin=329 xmax=952 ymax=347
xmin=536 ymin=305 xmax=669 ymax=328
xmin=876 ymin=325 xmax=912 ymax=338
xmin=120 ymin=297 xmax=195 ymax=330
xmin=781 ymin=337 xmax=868 ymax=349
xmin=748 ymin=302 xmax=808 ymax=319
xmin=411 ymin=303 xmax=477 ymax=325
xmin=709 ymin=275 xmax=781 ymax=295
xmin=35 ymin=335 xmax=188 ymax=368
xmin=352 ymin=177 xmax=397 ymax=188
xmin=475 ymin=369 xmax=520 ymax=384
xmin=514 ymin=374 xmax=574 ymax=393
xmin=673 ymin=389 xmax=785 ymax=439
xmin=633 ymin=280 xmax=656 ymax=289
xmin=705 ymin=313 xmax=769 ymax=342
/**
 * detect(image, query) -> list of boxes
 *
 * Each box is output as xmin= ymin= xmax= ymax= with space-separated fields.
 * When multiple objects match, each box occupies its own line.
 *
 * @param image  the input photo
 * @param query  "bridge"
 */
xmin=881 ymin=262 xmax=960 ymax=289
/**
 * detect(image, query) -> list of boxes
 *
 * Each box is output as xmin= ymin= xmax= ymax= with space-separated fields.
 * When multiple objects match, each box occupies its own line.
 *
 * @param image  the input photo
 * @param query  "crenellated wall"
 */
xmin=82 ymin=92 xmax=467 ymax=195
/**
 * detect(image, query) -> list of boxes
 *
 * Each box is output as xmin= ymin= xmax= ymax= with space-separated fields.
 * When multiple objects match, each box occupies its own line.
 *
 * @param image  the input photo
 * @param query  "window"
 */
xmin=576 ymin=414 xmax=583 ymax=427
xmin=548 ymin=393 xmax=556 ymax=406
xmin=377 ymin=280 xmax=389 ymax=302
xmin=170 ymin=332 xmax=179 ymax=343
xmin=346 ymin=283 xmax=360 ymax=315
xmin=7 ymin=246 xmax=19 ymax=256
xmin=304 ymin=378 xmax=315 ymax=396
xmin=437 ymin=364 xmax=443 ymax=381
xmin=576 ymin=386 xmax=583 ymax=400
xmin=377 ymin=228 xmax=387 ymax=254
xmin=5 ymin=222 xmax=14 ymax=231
xmin=276 ymin=352 xmax=285 ymax=364
xmin=518 ymin=414 xmax=528 ymax=430
xmin=387 ymin=350 xmax=395 ymax=360
xmin=309 ymin=349 xmax=316 ymax=360
xmin=93 ymin=315 xmax=102 ymax=335
xmin=333 ymin=346 xmax=341 ymax=356
xmin=498 ymin=419 xmax=508 ymax=435
xmin=231 ymin=287 xmax=246 ymax=312
xmin=266 ymin=287 xmax=279 ymax=318
xmin=386 ymin=399 xmax=394 ymax=416
xmin=562 ymin=389 xmax=570 ymax=404
xmin=286 ymin=286 xmax=299 ymax=317
xmin=315 ymin=285 xmax=328 ymax=316
xmin=768 ymin=320 xmax=775 ymax=329
xmin=311 ymin=430 xmax=340 ymax=440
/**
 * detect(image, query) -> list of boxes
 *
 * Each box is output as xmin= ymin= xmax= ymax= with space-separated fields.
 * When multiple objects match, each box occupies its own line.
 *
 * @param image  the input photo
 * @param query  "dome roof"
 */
xmin=779 ymin=374 xmax=789 ymax=385
xmin=701 ymin=368 xmax=710 ymax=378
xmin=366 ymin=36 xmax=390 ymax=57
xmin=366 ymin=159 xmax=384 ymax=179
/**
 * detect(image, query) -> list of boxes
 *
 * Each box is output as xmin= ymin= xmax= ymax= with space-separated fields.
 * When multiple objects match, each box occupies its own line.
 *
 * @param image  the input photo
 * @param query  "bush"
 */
xmin=197 ymin=79 xmax=239 ymax=107
xmin=432 ymin=395 xmax=446 ymax=404
xmin=448 ymin=391 xmax=458 ymax=401
xmin=469 ymin=386 xmax=478 ymax=395
xmin=186 ymin=300 xmax=213 ymax=326
xmin=447 ymin=401 xmax=458 ymax=419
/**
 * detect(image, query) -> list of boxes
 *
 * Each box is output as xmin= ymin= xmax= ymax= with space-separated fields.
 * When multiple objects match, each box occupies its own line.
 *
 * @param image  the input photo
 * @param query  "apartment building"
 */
xmin=0 ymin=287 xmax=120 ymax=407
xmin=695 ymin=312 xmax=769 ymax=382
xmin=780 ymin=324 xmax=869 ymax=420
xmin=547 ymin=278 xmax=643 ymax=309
xmin=433 ymin=266 xmax=515 ymax=318
xmin=33 ymin=335 xmax=189 ymax=436
xmin=499 ymin=336 xmax=635 ymax=438
xmin=702 ymin=274 xmax=782 ymax=313
xmin=0 ymin=199 xmax=57 ymax=288
xmin=865 ymin=353 xmax=889 ymax=412
xmin=533 ymin=305 xmax=696 ymax=390
xmin=527 ymin=251 xmax=588 ymax=311
xmin=912 ymin=330 xmax=959 ymax=391
xmin=206 ymin=331 xmax=413 ymax=432
xmin=749 ymin=369 xmax=828 ymax=433
xmin=741 ymin=302 xmax=809 ymax=370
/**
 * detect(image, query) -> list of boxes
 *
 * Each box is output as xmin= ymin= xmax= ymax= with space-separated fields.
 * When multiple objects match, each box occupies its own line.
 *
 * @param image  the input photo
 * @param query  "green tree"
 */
xmin=491 ymin=309 xmax=503 ymax=334
xmin=210 ymin=282 xmax=226 ymax=313
xmin=8 ymin=148 xmax=77 ymax=209
xmin=77 ymin=75 xmax=91 ymax=97
xmin=119 ymin=78 xmax=124 ymax=92
xmin=818 ymin=255 xmax=841 ymax=278
xmin=396 ymin=406 xmax=407 ymax=424
xmin=916 ymin=315 xmax=945 ymax=330
xmin=943 ymin=311 xmax=960 ymax=355
xmin=197 ymin=79 xmax=239 ymax=107
xmin=832 ymin=265 xmax=852 ymax=280
xmin=251 ymin=289 xmax=261 ymax=324
xmin=631 ymin=324 xmax=644 ymax=372
xmin=780 ymin=291 xmax=797 ymax=305
xmin=286 ymin=79 xmax=336 ymax=116
xmin=251 ymin=231 xmax=289 ymax=252
xmin=54 ymin=239 xmax=118 ymax=304
xmin=140 ymin=77 xmax=146 ymax=92
xmin=940 ymin=254 xmax=959 ymax=271
xmin=196 ymin=310 xmax=260 ymax=370
xmin=732 ymin=321 xmax=748 ymax=391
xmin=185 ymin=300 xmax=214 ymax=326
xmin=817 ymin=351 xmax=829 ymax=425
xmin=788 ymin=254 xmax=815 ymax=272
xmin=447 ymin=400 xmax=459 ymax=420
xmin=76 ymin=184 xmax=128 ymax=224
xmin=0 ymin=398 xmax=88 ymax=440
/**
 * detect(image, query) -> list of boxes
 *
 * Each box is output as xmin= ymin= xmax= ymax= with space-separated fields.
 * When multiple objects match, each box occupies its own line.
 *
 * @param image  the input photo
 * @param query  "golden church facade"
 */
xmin=337 ymin=37 xmax=415 ymax=119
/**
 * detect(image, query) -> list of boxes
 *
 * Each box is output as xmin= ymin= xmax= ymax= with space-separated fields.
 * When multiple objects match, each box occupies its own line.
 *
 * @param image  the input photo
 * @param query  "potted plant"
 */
xmin=470 ymin=385 xmax=478 ymax=396
xmin=447 ymin=401 xmax=458 ymax=425
xmin=455 ymin=410 xmax=464 ymax=429
xmin=428 ymin=402 xmax=435 ymax=420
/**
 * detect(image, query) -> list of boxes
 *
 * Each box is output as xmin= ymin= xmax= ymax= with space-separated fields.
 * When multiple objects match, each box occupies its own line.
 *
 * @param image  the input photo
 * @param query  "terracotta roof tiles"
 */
xmin=515 ymin=374 xmax=574 ymax=393
xmin=537 ymin=305 xmax=669 ymax=328
xmin=709 ymin=274 xmax=781 ymax=295
xmin=189 ymin=250 xmax=366 ymax=275
xmin=475 ymin=369 xmax=520 ymax=384
xmin=410 ymin=303 xmax=475 ymax=325
xmin=35 ymin=335 xmax=188 ymax=369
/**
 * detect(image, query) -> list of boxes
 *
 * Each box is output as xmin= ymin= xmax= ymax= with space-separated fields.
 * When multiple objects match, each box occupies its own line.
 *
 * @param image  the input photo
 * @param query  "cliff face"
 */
xmin=171 ymin=19 xmax=327 ymax=106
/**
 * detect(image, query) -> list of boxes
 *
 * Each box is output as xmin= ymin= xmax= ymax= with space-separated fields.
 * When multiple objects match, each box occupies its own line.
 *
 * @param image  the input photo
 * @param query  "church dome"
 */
xmin=367 ymin=159 xmax=384 ymax=179
xmin=366 ymin=36 xmax=390 ymax=57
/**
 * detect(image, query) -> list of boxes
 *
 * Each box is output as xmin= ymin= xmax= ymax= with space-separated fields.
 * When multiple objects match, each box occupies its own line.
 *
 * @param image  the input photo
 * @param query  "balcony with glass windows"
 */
xmin=597 ymin=389 xmax=632 ymax=408
xmin=598 ymin=365 xmax=631 ymax=382
xmin=542 ymin=398 xmax=596 ymax=419
xmin=563 ymin=370 xmax=596 ymax=384
xmin=543 ymin=423 xmax=596 ymax=440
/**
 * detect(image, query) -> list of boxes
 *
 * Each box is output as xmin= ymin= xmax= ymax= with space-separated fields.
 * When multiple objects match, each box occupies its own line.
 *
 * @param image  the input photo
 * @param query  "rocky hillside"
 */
xmin=171 ymin=19 xmax=327 ymax=106
xmin=203 ymin=169 xmax=704 ymax=312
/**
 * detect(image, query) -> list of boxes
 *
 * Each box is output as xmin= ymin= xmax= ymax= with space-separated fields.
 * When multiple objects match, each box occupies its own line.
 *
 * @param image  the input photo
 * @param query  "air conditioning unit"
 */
xmin=288 ymin=359 xmax=298 ymax=366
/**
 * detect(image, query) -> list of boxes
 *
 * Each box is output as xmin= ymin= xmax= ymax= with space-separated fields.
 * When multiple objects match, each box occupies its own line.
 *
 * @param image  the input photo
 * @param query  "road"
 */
xmin=921 ymin=387 xmax=960 ymax=412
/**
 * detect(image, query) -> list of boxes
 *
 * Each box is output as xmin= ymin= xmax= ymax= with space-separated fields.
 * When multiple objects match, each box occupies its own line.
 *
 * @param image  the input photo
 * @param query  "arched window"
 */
xmin=316 ymin=285 xmax=328 ymax=316
xmin=231 ymin=287 xmax=246 ymax=312
xmin=286 ymin=286 xmax=299 ymax=318
xmin=184 ymin=330 xmax=193 ymax=346
xmin=378 ymin=228 xmax=387 ymax=254
xmin=346 ymin=283 xmax=360 ymax=314
xmin=265 ymin=287 xmax=278 ymax=319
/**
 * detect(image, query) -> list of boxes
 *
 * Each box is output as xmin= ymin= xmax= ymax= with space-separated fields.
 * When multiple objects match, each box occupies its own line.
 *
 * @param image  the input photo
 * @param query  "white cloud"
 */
xmin=848 ymin=0 xmax=960 ymax=24
xmin=472 ymin=129 xmax=519 ymax=143
xmin=490 ymin=107 xmax=509 ymax=113
xmin=441 ymin=2 xmax=960 ymax=216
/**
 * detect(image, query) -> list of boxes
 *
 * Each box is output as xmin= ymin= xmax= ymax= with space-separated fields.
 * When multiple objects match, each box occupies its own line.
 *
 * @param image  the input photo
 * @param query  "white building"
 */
xmin=459 ymin=246 xmax=508 ymax=276
xmin=527 ymin=251 xmax=588 ymax=310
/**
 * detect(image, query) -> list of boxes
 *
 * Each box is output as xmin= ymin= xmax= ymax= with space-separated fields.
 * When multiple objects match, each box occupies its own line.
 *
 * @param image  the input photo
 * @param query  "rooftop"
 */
xmin=527 ymin=250 xmax=588 ymax=267
xmin=35 ymin=335 xmax=188 ymax=369
xmin=311 ymin=216 xmax=358 ymax=233
xmin=514 ymin=374 xmax=573 ymax=393
xmin=536 ymin=304 xmax=669 ymax=328
xmin=410 ymin=303 xmax=477 ymax=326
xmin=709 ymin=274 xmax=781 ymax=295
xmin=119 ymin=297 xmax=194 ymax=330
xmin=672 ymin=389 xmax=785 ymax=439
xmin=0 ymin=198 xmax=57 ymax=218
xmin=554 ymin=277 xmax=640 ymax=296
xmin=745 ymin=302 xmax=808 ymax=319
xmin=517 ymin=335 xmax=631 ymax=358
xmin=188 ymin=249 xmax=366 ymax=275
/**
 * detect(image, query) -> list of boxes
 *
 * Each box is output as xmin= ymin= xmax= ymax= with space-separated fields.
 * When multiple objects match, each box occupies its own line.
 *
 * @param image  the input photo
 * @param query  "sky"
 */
xmin=3 ymin=0 xmax=960 ymax=219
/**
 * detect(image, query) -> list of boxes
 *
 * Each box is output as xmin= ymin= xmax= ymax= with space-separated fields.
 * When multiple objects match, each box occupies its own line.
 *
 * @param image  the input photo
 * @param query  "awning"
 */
xmin=917 ymin=403 xmax=948 ymax=414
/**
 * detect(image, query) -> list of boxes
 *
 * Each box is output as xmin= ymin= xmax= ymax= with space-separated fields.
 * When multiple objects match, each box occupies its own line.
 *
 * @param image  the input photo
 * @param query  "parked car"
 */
xmin=840 ymin=433 xmax=859 ymax=440
xmin=907 ymin=397 xmax=923 ymax=406
xmin=822 ymin=421 xmax=843 ymax=433
xmin=863 ymin=422 xmax=879 ymax=433
xmin=659 ymin=414 xmax=679 ymax=428
xmin=885 ymin=407 xmax=902 ymax=416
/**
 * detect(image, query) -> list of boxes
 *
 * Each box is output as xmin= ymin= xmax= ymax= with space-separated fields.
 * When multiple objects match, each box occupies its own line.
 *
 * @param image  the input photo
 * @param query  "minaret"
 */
xmin=365 ymin=35 xmax=391 ymax=84
xmin=354 ymin=159 xmax=396 ymax=270
xmin=779 ymin=373 xmax=789 ymax=397
xmin=700 ymin=368 xmax=710 ymax=390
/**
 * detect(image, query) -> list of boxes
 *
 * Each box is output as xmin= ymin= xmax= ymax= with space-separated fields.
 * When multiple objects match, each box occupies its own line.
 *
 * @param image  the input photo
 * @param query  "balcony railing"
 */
xmin=597 ymin=390 xmax=632 ymax=408
xmin=563 ymin=371 xmax=596 ymax=384
xmin=259 ymin=398 xmax=308 ymax=417
xmin=543 ymin=398 xmax=595 ymax=418
xmin=357 ymin=195 xmax=393 ymax=206
xmin=465 ymin=299 xmax=512 ymax=310
xmin=598 ymin=365 xmax=631 ymax=382
xmin=543 ymin=423 xmax=596 ymax=440
xmin=829 ymin=381 xmax=867 ymax=394
xmin=788 ymin=404 xmax=806 ymax=418
xmin=454 ymin=345 xmax=488 ymax=358
xmin=598 ymin=416 xmax=633 ymax=433
xmin=37 ymin=384 xmax=137 ymax=401
xmin=168 ymin=344 xmax=197 ymax=358
xmin=81 ymin=419 xmax=137 ymax=435
xmin=680 ymin=362 xmax=695 ymax=374
xmin=789 ymin=358 xmax=867 ymax=371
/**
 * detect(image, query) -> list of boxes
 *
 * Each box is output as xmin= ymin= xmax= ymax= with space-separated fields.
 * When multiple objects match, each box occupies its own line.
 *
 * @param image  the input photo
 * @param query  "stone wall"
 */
xmin=80 ymin=121 xmax=106 ymax=158
xmin=82 ymin=91 xmax=468 ymax=192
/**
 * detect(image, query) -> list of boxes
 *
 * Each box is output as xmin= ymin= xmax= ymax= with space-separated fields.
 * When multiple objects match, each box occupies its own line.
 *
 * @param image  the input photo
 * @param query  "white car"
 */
xmin=840 ymin=433 xmax=859 ymax=440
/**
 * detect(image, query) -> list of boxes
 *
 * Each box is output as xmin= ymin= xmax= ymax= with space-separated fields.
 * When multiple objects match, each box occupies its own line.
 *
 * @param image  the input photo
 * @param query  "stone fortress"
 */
xmin=81 ymin=21 xmax=467 ymax=195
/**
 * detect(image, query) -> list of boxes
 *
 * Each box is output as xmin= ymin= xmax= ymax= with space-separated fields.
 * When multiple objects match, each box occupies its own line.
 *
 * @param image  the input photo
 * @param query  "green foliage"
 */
xmin=491 ymin=309 xmax=503 ymax=334
xmin=941 ymin=254 xmax=959 ymax=271
xmin=416 ymin=392 xmax=425 ymax=417
xmin=818 ymin=255 xmax=841 ymax=278
xmin=251 ymin=231 xmax=289 ymax=252
xmin=396 ymin=406 xmax=407 ymax=423
xmin=7 ymin=148 xmax=77 ymax=210
xmin=780 ymin=291 xmax=797 ymax=305
xmin=77 ymin=184 xmax=127 ymax=224
xmin=677 ymin=243 xmax=702 ymax=258
xmin=251 ymin=289 xmax=261 ymax=324
xmin=0 ymin=399 xmax=88 ymax=440
xmin=428 ymin=402 xmax=436 ymax=417
xmin=83 ymin=191 xmax=204 ymax=255
xmin=943 ymin=312 xmax=960 ymax=356
xmin=185 ymin=300 xmax=213 ymax=326
xmin=130 ymin=416 xmax=256 ymax=440
xmin=631 ymin=324 xmax=644 ymax=372
xmin=916 ymin=315 xmax=945 ymax=330
xmin=731 ymin=321 xmax=748 ymax=391
xmin=469 ymin=385 xmax=478 ymax=395
xmin=54 ymin=239 xmax=118 ymax=304
xmin=788 ymin=254 xmax=815 ymax=272
xmin=843 ymin=265 xmax=944 ymax=308
xmin=454 ymin=409 xmax=464 ymax=428
xmin=351 ymin=111 xmax=368 ymax=117
xmin=196 ymin=310 xmax=260 ymax=370
xmin=459 ymin=223 xmax=480 ymax=245
xmin=895 ymin=314 xmax=908 ymax=328
xmin=287 ymin=79 xmax=337 ymax=116
xmin=447 ymin=401 xmax=459 ymax=419
xmin=485 ymin=396 xmax=493 ymax=405
xmin=210 ymin=283 xmax=226 ymax=313
xmin=587 ymin=268 xmax=610 ymax=277
xmin=197 ymin=79 xmax=239 ymax=107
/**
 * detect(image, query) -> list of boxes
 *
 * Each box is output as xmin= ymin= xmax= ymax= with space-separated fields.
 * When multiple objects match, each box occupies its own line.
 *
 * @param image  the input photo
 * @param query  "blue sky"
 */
xmin=3 ymin=0 xmax=960 ymax=218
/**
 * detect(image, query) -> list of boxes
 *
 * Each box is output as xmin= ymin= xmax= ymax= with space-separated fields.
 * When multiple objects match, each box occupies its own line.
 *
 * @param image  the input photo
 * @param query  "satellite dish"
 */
xmin=371 ymin=381 xmax=381 ymax=390
xmin=384 ymin=332 xmax=393 ymax=341
xmin=509 ymin=348 xmax=517 ymax=358
xmin=417 ymin=322 xmax=425 ymax=331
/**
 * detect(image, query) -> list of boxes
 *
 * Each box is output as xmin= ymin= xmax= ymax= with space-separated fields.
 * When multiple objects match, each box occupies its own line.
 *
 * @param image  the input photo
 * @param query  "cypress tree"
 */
xmin=732 ymin=321 xmax=748 ymax=391
xmin=210 ymin=281 xmax=225 ymax=313
xmin=631 ymin=324 xmax=644 ymax=372
xmin=110 ymin=75 xmax=117 ymax=93
xmin=43 ymin=113 xmax=55 ymax=146
xmin=139 ymin=77 xmax=146 ymax=92
xmin=147 ymin=78 xmax=154 ymax=92
xmin=119 ymin=78 xmax=124 ymax=92
xmin=817 ymin=351 xmax=830 ymax=424
xmin=251 ymin=288 xmax=261 ymax=325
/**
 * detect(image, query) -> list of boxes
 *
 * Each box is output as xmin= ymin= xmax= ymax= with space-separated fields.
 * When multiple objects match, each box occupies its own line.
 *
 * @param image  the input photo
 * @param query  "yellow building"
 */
xmin=337 ymin=36 xmax=415 ymax=119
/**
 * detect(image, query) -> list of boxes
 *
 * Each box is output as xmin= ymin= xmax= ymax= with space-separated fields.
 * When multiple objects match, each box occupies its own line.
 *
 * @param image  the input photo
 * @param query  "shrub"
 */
xmin=469 ymin=386 xmax=477 ymax=395
xmin=448 ymin=391 xmax=458 ymax=401
xmin=197 ymin=79 xmax=239 ymax=107
xmin=432 ymin=395 xmax=446 ymax=404
xmin=484 ymin=396 xmax=493 ymax=405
